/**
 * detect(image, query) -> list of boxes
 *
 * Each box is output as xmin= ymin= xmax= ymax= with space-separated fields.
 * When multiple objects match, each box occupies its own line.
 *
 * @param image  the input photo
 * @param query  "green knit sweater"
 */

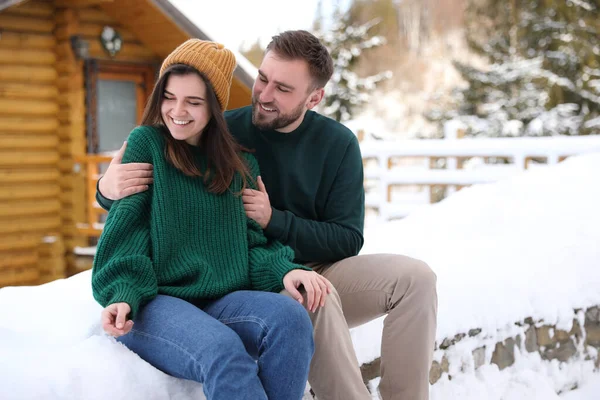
xmin=97 ymin=107 xmax=365 ymax=263
xmin=91 ymin=125 xmax=308 ymax=319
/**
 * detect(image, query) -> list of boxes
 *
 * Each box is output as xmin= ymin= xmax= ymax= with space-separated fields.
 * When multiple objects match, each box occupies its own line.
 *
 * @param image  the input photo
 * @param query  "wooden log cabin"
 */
xmin=0 ymin=0 xmax=254 ymax=287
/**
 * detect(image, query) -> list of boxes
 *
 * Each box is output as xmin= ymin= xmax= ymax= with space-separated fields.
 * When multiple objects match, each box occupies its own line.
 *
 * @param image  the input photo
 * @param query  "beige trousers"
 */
xmin=283 ymin=254 xmax=437 ymax=400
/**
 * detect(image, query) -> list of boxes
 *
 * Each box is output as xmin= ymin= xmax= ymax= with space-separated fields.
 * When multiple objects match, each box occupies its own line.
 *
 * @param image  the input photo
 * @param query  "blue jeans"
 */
xmin=117 ymin=291 xmax=314 ymax=400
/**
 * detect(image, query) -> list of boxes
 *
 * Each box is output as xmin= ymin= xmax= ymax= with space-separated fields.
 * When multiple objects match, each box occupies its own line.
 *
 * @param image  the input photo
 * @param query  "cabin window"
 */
xmin=97 ymin=79 xmax=137 ymax=153
xmin=85 ymin=61 xmax=156 ymax=154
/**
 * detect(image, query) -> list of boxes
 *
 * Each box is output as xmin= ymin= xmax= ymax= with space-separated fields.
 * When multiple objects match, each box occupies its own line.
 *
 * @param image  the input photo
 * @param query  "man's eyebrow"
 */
xmin=164 ymin=90 xmax=205 ymax=101
xmin=258 ymin=70 xmax=295 ymax=91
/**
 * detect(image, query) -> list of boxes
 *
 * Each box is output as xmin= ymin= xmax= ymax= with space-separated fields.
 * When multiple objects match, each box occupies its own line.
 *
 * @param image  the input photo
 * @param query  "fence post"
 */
xmin=443 ymin=120 xmax=466 ymax=196
xmin=357 ymin=129 xmax=365 ymax=142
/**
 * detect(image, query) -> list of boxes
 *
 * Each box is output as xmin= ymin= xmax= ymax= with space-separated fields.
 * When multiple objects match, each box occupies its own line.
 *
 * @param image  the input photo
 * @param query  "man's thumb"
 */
xmin=111 ymin=141 xmax=127 ymax=164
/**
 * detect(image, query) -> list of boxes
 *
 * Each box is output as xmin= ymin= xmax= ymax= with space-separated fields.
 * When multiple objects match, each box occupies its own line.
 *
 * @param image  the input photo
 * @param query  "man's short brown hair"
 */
xmin=266 ymin=30 xmax=334 ymax=89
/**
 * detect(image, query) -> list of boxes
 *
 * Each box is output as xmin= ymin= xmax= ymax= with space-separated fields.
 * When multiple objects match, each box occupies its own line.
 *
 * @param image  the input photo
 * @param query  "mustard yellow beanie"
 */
xmin=160 ymin=39 xmax=236 ymax=110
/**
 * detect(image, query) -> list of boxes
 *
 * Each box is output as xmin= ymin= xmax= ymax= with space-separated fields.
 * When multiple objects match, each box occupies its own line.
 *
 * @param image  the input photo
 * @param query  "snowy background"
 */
xmin=1 ymin=0 xmax=600 ymax=398
xmin=356 ymin=152 xmax=600 ymax=399
xmin=1 ymin=152 xmax=599 ymax=399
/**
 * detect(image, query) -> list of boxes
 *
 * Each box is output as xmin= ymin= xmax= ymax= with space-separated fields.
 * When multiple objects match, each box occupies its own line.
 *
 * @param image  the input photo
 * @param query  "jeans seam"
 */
xmin=220 ymin=316 xmax=270 ymax=348
xmin=128 ymin=328 xmax=205 ymax=379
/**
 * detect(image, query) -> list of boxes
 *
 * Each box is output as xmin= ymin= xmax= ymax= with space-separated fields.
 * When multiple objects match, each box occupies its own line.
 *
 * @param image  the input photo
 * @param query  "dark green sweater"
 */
xmin=92 ymin=125 xmax=308 ymax=319
xmin=224 ymin=107 xmax=365 ymax=263
xmin=97 ymin=107 xmax=365 ymax=263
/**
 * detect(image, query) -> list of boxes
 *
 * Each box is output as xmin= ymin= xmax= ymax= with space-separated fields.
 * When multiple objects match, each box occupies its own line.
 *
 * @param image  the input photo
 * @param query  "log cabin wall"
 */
xmin=0 ymin=0 xmax=63 ymax=286
xmin=52 ymin=0 xmax=161 ymax=277
xmin=0 ymin=0 xmax=163 ymax=286
xmin=54 ymin=4 xmax=88 ymax=279
xmin=0 ymin=0 xmax=252 ymax=287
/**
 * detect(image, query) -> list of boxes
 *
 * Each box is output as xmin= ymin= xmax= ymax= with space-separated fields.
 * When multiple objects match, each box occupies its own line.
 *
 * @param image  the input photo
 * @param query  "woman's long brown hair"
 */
xmin=140 ymin=63 xmax=250 ymax=194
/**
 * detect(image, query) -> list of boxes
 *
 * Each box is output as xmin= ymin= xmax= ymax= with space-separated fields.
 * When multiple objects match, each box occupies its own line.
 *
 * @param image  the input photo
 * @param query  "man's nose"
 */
xmin=259 ymin=84 xmax=275 ymax=103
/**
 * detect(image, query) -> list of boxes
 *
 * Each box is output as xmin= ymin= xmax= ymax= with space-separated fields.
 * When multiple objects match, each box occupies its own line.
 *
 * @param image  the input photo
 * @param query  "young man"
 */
xmin=96 ymin=30 xmax=437 ymax=400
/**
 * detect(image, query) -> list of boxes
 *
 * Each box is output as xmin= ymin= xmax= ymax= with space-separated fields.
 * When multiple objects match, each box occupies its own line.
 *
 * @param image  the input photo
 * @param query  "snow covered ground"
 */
xmin=355 ymin=152 xmax=600 ymax=398
xmin=1 ymin=153 xmax=599 ymax=399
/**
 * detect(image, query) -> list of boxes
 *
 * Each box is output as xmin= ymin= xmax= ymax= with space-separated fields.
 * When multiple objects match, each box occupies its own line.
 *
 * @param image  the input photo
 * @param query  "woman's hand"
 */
xmin=283 ymin=270 xmax=332 ymax=313
xmin=101 ymin=302 xmax=133 ymax=337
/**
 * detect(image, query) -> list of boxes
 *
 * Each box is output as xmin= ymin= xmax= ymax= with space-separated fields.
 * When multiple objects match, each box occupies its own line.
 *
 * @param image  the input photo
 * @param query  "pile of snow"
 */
xmin=0 ymin=153 xmax=599 ymax=399
xmin=366 ymin=354 xmax=600 ymax=400
xmin=353 ymin=152 xmax=600 ymax=398
xmin=353 ymin=152 xmax=600 ymax=360
xmin=427 ymin=354 xmax=599 ymax=400
xmin=0 ymin=271 xmax=205 ymax=400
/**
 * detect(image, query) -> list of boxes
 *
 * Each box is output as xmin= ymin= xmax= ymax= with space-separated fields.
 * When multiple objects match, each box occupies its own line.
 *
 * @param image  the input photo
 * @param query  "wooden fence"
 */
xmin=361 ymin=133 xmax=600 ymax=221
xmin=73 ymin=154 xmax=112 ymax=238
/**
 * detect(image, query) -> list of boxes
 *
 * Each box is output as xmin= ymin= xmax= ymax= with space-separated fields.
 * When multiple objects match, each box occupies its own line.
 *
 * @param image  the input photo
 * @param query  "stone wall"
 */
xmin=359 ymin=305 xmax=600 ymax=387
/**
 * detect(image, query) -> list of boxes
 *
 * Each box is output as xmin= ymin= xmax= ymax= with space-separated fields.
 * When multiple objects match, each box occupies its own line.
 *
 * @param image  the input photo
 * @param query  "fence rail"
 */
xmin=74 ymin=154 xmax=112 ymax=237
xmin=361 ymin=134 xmax=600 ymax=221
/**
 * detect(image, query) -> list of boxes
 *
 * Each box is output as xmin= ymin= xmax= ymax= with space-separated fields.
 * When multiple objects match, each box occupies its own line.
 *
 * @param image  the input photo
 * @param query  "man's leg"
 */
xmin=281 ymin=285 xmax=372 ymax=400
xmin=319 ymin=254 xmax=438 ymax=400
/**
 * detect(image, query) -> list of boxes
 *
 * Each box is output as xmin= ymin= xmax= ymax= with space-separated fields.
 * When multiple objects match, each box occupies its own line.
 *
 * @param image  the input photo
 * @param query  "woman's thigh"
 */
xmin=117 ymin=294 xmax=251 ymax=381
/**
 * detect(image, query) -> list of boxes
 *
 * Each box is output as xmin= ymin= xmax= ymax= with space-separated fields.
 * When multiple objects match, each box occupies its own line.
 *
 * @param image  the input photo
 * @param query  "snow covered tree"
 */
xmin=428 ymin=0 xmax=600 ymax=137
xmin=313 ymin=4 xmax=392 ymax=122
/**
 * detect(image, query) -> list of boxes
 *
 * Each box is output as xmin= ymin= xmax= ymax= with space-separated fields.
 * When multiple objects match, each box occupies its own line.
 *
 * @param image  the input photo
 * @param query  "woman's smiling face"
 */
xmin=161 ymin=73 xmax=212 ymax=146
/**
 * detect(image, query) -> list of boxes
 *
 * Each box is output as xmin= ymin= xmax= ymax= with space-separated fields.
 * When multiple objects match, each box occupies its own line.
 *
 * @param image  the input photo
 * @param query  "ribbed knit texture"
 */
xmin=159 ymin=39 xmax=236 ymax=110
xmin=224 ymin=106 xmax=366 ymax=263
xmin=91 ymin=125 xmax=309 ymax=319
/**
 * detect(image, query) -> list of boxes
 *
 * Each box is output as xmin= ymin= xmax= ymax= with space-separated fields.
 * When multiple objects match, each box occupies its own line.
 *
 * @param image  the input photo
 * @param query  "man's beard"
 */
xmin=251 ymin=96 xmax=306 ymax=131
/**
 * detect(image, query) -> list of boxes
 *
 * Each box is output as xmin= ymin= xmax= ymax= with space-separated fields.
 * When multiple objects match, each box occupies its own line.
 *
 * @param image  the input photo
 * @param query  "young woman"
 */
xmin=92 ymin=39 xmax=331 ymax=400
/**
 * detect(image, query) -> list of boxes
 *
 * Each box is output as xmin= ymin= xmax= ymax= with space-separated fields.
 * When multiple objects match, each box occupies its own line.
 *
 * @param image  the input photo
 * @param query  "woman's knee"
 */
xmin=199 ymin=327 xmax=257 ymax=378
xmin=211 ymin=327 xmax=249 ymax=356
xmin=268 ymin=295 xmax=314 ymax=347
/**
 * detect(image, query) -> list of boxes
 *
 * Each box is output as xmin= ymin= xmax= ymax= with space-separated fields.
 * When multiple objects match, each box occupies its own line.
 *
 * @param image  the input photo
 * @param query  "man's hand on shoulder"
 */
xmin=242 ymin=176 xmax=272 ymax=229
xmin=99 ymin=141 xmax=153 ymax=200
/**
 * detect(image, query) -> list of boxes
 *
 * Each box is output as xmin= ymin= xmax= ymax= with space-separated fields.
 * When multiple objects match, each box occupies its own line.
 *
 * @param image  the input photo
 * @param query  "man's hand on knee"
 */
xmin=99 ymin=141 xmax=153 ymax=200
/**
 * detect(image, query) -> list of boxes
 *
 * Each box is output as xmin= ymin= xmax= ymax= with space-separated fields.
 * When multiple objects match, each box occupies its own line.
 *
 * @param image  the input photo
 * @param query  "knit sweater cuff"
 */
xmin=96 ymin=178 xmax=114 ymax=211
xmin=250 ymin=257 xmax=311 ymax=293
xmin=92 ymin=255 xmax=157 ymax=320
xmin=106 ymin=284 xmax=145 ymax=320
xmin=264 ymin=207 xmax=287 ymax=240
